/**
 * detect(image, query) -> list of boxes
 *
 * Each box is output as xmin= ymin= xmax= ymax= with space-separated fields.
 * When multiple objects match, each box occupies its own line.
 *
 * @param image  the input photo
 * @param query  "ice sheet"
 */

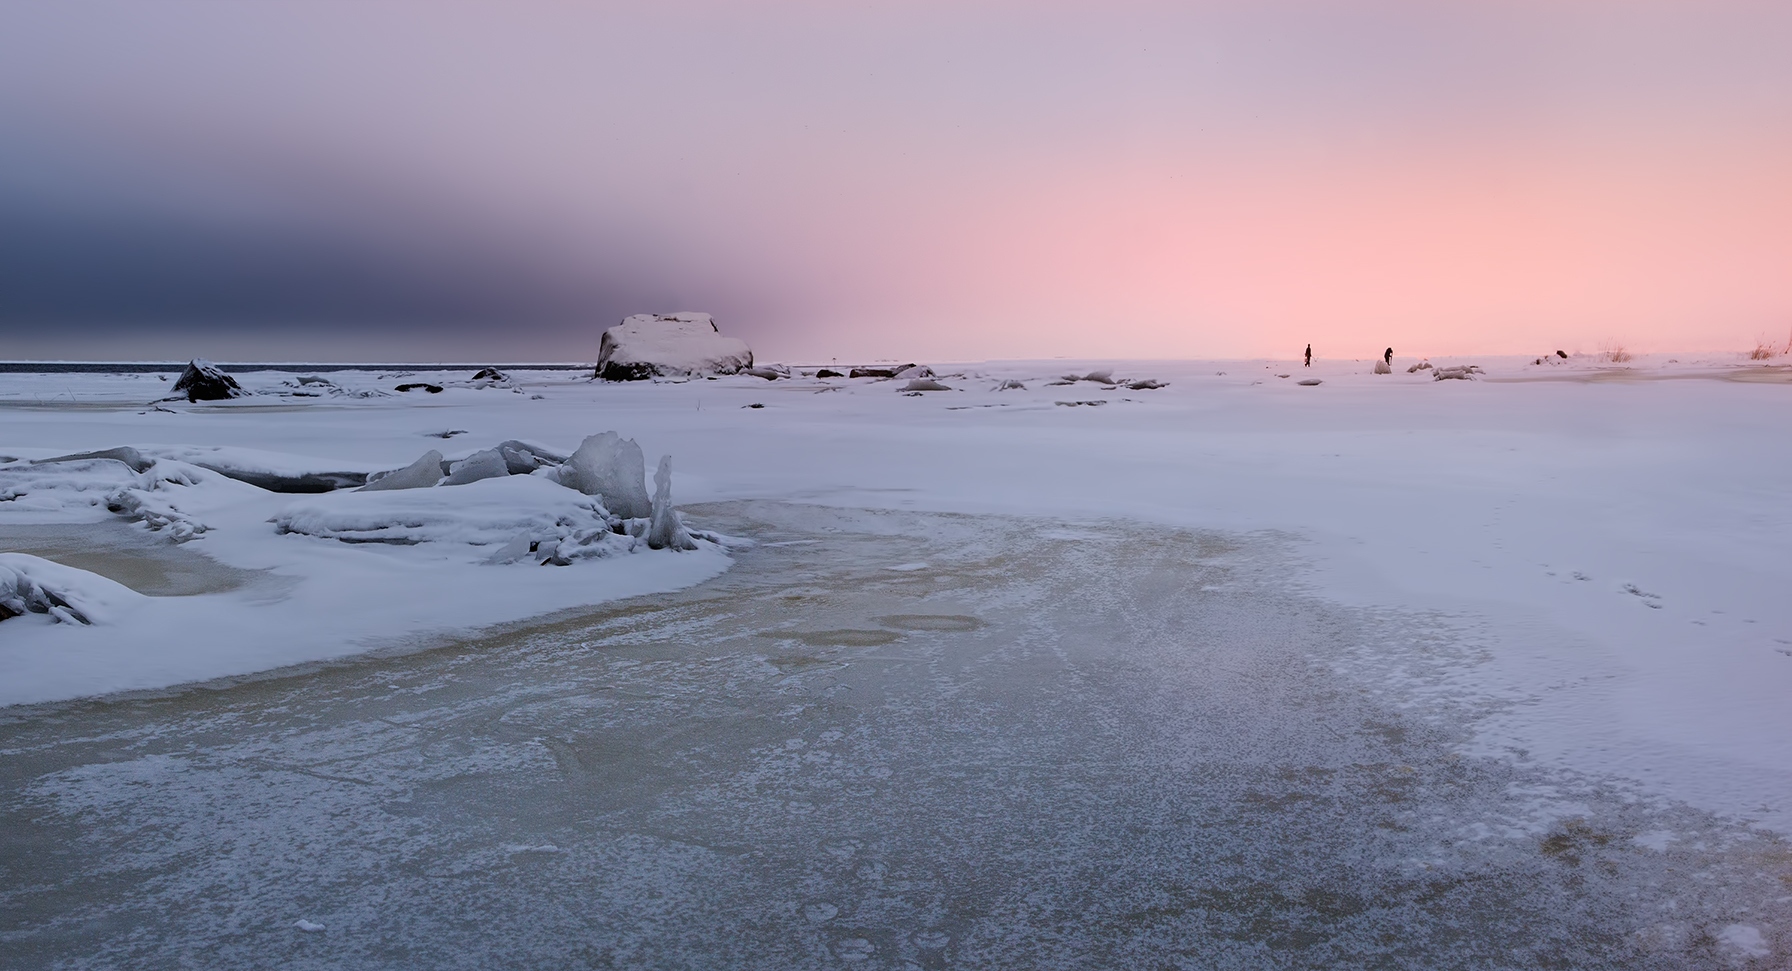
xmin=2 ymin=353 xmax=1790 ymax=837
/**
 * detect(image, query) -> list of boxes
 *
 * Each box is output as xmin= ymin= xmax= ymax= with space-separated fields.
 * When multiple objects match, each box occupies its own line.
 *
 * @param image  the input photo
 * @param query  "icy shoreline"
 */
xmin=2 ymin=503 xmax=1785 ymax=969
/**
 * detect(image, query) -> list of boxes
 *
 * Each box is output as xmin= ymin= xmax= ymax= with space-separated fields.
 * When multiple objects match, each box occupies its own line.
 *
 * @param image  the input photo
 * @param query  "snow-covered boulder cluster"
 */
xmin=275 ymin=431 xmax=699 ymax=561
xmin=596 ymin=313 xmax=752 ymax=381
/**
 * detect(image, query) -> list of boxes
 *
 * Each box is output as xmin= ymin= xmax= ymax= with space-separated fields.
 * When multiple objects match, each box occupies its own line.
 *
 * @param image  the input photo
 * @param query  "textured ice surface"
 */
xmin=559 ymin=432 xmax=651 ymax=519
xmin=1 ymin=505 xmax=1784 ymax=970
xmin=359 ymin=450 xmax=445 ymax=491
xmin=440 ymin=448 xmax=509 ymax=486
xmin=647 ymin=455 xmax=696 ymax=551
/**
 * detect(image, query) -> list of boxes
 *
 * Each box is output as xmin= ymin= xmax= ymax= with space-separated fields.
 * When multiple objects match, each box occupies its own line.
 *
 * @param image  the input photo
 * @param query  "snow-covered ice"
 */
xmin=2 ymin=353 xmax=1790 ymax=967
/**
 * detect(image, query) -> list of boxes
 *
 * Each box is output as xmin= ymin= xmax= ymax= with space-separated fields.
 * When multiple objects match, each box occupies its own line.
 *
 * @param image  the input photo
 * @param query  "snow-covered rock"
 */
xmin=170 ymin=359 xmax=246 ymax=401
xmin=595 ymin=313 xmax=752 ymax=381
xmin=1373 ymin=360 xmax=1392 ymax=374
xmin=361 ymin=451 xmax=446 ymax=491
xmin=559 ymin=432 xmax=651 ymax=519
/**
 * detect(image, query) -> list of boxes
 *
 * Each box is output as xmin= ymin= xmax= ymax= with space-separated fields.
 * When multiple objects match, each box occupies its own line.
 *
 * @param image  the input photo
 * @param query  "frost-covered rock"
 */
xmin=171 ymin=359 xmax=246 ymax=401
xmin=442 ymin=448 xmax=509 ymax=486
xmin=899 ymin=378 xmax=953 ymax=392
xmin=647 ymin=456 xmax=697 ymax=551
xmin=361 ymin=451 xmax=446 ymax=491
xmin=0 ymin=553 xmax=143 ymax=625
xmin=559 ymin=432 xmax=651 ymax=518
xmin=595 ymin=312 xmax=752 ymax=381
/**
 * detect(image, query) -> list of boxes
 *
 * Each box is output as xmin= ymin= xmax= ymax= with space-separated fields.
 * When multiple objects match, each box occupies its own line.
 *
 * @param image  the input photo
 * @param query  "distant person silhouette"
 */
xmin=1384 ymin=347 xmax=1393 ymax=365
xmin=1304 ymin=344 xmax=1312 ymax=367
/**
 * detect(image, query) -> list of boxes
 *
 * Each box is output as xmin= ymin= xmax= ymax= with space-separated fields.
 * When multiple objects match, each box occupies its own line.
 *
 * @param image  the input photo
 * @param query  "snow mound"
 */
xmin=0 ymin=453 xmax=216 ymax=537
xmin=596 ymin=312 xmax=752 ymax=381
xmin=0 ymin=553 xmax=144 ymax=625
xmin=900 ymin=379 xmax=953 ymax=392
xmin=273 ymin=475 xmax=614 ymax=548
xmin=558 ymin=432 xmax=651 ymax=519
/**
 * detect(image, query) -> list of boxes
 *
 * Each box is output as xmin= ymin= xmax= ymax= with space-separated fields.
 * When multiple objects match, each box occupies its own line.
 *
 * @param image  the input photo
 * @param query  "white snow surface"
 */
xmin=2 ymin=354 xmax=1791 ymax=835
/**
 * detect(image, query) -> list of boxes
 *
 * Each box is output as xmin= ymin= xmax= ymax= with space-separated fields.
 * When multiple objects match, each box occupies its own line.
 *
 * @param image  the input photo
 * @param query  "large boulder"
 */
xmin=171 ymin=359 xmax=246 ymax=401
xmin=595 ymin=313 xmax=752 ymax=381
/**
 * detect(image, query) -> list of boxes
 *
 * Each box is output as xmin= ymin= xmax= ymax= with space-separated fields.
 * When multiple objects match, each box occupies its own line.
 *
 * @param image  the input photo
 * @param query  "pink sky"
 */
xmin=2 ymin=1 xmax=1787 ymax=361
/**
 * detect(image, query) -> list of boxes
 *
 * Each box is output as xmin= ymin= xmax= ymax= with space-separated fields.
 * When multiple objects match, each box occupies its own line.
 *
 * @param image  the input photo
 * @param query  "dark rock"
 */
xmin=815 ymin=368 xmax=844 ymax=378
xmin=171 ymin=359 xmax=245 ymax=402
xmin=1556 ymin=350 xmax=1569 ymax=358
xmin=471 ymin=367 xmax=510 ymax=382
xmin=1125 ymin=379 xmax=1168 ymax=390
xmin=743 ymin=402 xmax=765 ymax=409
xmin=596 ymin=361 xmax=658 ymax=382
xmin=848 ymin=365 xmax=914 ymax=379
xmin=395 ymin=383 xmax=444 ymax=393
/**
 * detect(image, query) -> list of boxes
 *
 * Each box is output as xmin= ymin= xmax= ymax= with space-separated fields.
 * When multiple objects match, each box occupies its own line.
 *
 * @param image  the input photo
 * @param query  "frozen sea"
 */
xmin=2 ymin=357 xmax=1789 ymax=968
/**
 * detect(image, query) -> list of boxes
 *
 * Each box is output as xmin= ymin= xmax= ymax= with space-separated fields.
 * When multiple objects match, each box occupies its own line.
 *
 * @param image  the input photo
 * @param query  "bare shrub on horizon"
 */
xmin=1600 ymin=343 xmax=1633 ymax=363
xmin=1747 ymin=329 xmax=1791 ymax=361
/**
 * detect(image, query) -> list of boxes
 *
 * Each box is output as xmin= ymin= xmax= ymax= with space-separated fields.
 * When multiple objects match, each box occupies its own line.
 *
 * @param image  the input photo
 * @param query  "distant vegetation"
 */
xmin=1747 ymin=330 xmax=1791 ymax=361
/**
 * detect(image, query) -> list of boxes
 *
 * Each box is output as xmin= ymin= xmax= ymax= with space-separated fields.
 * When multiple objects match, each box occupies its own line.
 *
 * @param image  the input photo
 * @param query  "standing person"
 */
xmin=1384 ymin=347 xmax=1393 ymax=366
xmin=1304 ymin=344 xmax=1312 ymax=367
